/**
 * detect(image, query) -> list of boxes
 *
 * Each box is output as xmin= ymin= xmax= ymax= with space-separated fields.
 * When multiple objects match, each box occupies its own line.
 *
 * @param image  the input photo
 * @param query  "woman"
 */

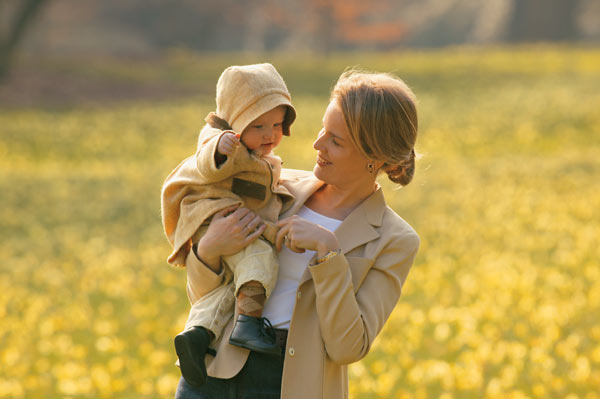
xmin=175 ymin=70 xmax=420 ymax=399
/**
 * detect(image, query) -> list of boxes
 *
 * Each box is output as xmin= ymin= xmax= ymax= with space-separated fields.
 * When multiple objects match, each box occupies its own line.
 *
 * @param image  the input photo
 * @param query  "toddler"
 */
xmin=161 ymin=63 xmax=296 ymax=387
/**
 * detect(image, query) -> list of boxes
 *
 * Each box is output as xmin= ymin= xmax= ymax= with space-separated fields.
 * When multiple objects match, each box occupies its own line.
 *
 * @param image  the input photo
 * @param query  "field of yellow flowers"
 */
xmin=1 ymin=47 xmax=599 ymax=398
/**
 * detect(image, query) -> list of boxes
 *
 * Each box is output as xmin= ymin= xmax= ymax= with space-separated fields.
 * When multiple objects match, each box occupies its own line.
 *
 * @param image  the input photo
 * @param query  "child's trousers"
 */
xmin=183 ymin=229 xmax=278 ymax=340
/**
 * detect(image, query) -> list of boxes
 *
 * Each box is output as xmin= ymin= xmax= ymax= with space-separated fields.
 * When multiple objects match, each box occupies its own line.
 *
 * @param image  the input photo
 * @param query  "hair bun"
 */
xmin=386 ymin=149 xmax=415 ymax=186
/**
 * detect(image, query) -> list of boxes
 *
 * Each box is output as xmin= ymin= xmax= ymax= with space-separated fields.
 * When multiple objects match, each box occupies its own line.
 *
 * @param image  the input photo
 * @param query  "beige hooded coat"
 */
xmin=161 ymin=122 xmax=294 ymax=267
xmin=161 ymin=63 xmax=296 ymax=267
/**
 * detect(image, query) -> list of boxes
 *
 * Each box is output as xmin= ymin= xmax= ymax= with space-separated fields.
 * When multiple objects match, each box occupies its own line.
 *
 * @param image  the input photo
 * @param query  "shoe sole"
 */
xmin=228 ymin=337 xmax=282 ymax=357
xmin=174 ymin=335 xmax=207 ymax=387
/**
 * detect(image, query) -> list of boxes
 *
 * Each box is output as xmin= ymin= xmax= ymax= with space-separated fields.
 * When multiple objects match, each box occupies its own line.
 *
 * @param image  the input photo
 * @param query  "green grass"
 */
xmin=1 ymin=46 xmax=599 ymax=398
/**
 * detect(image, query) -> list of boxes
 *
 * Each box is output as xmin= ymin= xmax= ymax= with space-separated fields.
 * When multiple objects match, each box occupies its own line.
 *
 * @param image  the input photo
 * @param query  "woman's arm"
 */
xmin=276 ymin=215 xmax=420 ymax=365
xmin=309 ymin=232 xmax=420 ymax=364
xmin=184 ymin=206 xmax=266 ymax=303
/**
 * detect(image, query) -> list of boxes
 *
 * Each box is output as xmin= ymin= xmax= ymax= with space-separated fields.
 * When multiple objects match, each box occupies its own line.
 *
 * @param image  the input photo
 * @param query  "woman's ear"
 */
xmin=373 ymin=160 xmax=386 ymax=172
xmin=367 ymin=160 xmax=386 ymax=174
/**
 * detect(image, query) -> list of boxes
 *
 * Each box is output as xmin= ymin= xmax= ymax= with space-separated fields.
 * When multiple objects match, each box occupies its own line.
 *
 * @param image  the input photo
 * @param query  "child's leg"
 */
xmin=223 ymin=238 xmax=280 ymax=356
xmin=185 ymin=283 xmax=236 ymax=340
xmin=236 ymin=280 xmax=266 ymax=317
xmin=233 ymin=221 xmax=280 ymax=317
xmin=225 ymin=237 xmax=278 ymax=314
xmin=176 ymin=283 xmax=235 ymax=387
xmin=174 ymin=327 xmax=212 ymax=388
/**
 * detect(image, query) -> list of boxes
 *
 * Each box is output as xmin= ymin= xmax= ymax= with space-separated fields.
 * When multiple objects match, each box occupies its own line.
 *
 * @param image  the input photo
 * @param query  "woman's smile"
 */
xmin=316 ymin=154 xmax=332 ymax=166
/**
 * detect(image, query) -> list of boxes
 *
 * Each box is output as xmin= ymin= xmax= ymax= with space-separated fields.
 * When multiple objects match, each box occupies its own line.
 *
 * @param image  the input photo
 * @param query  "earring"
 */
xmin=367 ymin=163 xmax=374 ymax=173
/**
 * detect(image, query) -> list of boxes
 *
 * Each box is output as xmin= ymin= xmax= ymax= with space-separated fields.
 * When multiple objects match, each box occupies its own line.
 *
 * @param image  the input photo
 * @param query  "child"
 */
xmin=161 ymin=63 xmax=296 ymax=387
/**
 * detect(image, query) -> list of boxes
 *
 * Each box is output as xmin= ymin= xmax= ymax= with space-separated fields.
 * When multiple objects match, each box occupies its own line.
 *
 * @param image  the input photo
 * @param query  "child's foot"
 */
xmin=229 ymin=314 xmax=281 ymax=356
xmin=174 ymin=327 xmax=214 ymax=387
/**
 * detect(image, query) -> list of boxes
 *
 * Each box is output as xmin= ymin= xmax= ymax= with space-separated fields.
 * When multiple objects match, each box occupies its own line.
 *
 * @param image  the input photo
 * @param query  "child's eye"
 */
xmin=253 ymin=125 xmax=263 ymax=129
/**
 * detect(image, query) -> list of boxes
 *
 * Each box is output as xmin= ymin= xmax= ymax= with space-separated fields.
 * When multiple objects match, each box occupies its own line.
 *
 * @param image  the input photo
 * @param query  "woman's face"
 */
xmin=313 ymin=101 xmax=373 ymax=188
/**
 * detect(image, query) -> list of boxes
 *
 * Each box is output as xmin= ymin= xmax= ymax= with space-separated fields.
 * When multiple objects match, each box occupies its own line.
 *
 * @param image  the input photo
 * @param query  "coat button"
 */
xmin=297 ymin=291 xmax=302 ymax=299
xmin=288 ymin=347 xmax=295 ymax=357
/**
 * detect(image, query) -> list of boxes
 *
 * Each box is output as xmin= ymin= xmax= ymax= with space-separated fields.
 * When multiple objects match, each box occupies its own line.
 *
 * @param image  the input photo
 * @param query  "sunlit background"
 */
xmin=1 ymin=1 xmax=599 ymax=398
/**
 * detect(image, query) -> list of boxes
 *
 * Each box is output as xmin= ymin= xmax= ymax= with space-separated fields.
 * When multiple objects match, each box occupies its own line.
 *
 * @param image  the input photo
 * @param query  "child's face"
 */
xmin=241 ymin=105 xmax=286 ymax=156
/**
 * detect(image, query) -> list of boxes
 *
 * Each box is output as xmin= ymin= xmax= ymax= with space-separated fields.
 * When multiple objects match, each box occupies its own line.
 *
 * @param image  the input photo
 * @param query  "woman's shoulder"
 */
xmin=360 ymin=187 xmax=419 ymax=249
xmin=379 ymin=206 xmax=420 ymax=251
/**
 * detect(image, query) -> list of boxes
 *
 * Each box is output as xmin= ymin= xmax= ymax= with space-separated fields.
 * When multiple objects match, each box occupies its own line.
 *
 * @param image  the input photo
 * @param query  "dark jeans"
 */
xmin=174 ymin=351 xmax=284 ymax=399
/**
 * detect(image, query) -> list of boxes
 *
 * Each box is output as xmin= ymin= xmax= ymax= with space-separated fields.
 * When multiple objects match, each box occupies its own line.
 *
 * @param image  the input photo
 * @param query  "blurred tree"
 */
xmin=9 ymin=0 xmax=598 ymax=58
xmin=0 ymin=0 xmax=50 ymax=81
xmin=507 ymin=0 xmax=582 ymax=42
xmin=95 ymin=0 xmax=248 ymax=52
xmin=272 ymin=0 xmax=406 ymax=52
xmin=326 ymin=0 xmax=406 ymax=47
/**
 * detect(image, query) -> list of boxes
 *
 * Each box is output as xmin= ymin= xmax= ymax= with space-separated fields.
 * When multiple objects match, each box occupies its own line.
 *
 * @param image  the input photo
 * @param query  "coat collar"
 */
xmin=280 ymin=170 xmax=386 ymax=230
xmin=279 ymin=171 xmax=324 ymax=219
xmin=280 ymin=171 xmax=388 ymax=284
xmin=334 ymin=185 xmax=385 ymax=255
xmin=281 ymin=172 xmax=387 ymax=254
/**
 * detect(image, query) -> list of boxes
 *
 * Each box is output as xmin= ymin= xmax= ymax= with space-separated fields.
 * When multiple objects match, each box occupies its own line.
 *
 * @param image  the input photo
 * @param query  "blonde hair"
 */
xmin=331 ymin=70 xmax=418 ymax=186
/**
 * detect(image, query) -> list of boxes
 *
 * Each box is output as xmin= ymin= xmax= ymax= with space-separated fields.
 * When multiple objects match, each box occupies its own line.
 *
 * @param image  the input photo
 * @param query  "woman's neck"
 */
xmin=306 ymin=180 xmax=378 ymax=220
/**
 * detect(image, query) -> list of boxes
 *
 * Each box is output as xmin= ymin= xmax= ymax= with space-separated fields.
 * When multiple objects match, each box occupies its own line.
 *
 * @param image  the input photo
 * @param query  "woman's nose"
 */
xmin=313 ymin=129 xmax=325 ymax=150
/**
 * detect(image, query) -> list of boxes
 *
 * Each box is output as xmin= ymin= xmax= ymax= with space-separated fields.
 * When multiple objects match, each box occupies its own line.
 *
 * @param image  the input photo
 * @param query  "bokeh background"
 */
xmin=1 ymin=1 xmax=599 ymax=398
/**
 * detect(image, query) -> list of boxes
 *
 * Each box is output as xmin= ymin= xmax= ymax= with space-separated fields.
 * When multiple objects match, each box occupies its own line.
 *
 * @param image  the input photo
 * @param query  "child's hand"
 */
xmin=217 ymin=132 xmax=241 ymax=156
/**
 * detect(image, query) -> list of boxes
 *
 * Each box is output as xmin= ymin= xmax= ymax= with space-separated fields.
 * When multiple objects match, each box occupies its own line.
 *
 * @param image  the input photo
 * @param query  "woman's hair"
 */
xmin=331 ymin=70 xmax=418 ymax=186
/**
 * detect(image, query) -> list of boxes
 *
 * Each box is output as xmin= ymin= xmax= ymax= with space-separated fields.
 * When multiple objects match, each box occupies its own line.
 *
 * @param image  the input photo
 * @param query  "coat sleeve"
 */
xmin=160 ymin=154 xmax=242 ymax=266
xmin=195 ymin=125 xmax=242 ymax=184
xmin=308 ymin=231 xmax=420 ymax=365
xmin=184 ymin=245 xmax=228 ymax=304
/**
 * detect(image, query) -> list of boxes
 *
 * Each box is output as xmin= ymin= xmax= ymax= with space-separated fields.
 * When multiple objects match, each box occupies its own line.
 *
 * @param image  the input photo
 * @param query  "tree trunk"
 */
xmin=0 ymin=0 xmax=50 ymax=81
xmin=507 ymin=0 xmax=581 ymax=42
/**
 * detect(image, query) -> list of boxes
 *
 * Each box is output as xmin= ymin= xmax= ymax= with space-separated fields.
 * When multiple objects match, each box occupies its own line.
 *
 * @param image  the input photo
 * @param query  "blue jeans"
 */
xmin=174 ymin=351 xmax=284 ymax=399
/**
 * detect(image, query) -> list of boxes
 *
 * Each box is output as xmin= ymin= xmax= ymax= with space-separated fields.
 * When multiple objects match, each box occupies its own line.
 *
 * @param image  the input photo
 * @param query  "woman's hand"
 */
xmin=195 ymin=205 xmax=266 ymax=271
xmin=275 ymin=215 xmax=340 ymax=258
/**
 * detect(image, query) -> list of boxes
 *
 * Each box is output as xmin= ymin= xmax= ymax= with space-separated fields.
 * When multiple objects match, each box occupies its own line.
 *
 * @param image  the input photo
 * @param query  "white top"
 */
xmin=262 ymin=205 xmax=343 ymax=329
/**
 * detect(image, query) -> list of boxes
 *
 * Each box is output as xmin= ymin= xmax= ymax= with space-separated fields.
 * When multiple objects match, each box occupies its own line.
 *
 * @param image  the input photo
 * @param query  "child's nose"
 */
xmin=265 ymin=126 xmax=276 ymax=138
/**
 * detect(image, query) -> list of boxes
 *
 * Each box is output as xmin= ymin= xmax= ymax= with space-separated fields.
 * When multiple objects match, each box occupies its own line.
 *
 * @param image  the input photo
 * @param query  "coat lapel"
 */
xmin=298 ymin=185 xmax=387 ymax=285
xmin=279 ymin=171 xmax=324 ymax=219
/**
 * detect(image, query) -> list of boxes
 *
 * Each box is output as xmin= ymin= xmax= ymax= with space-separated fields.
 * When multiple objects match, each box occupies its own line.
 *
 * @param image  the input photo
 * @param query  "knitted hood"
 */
xmin=208 ymin=63 xmax=296 ymax=136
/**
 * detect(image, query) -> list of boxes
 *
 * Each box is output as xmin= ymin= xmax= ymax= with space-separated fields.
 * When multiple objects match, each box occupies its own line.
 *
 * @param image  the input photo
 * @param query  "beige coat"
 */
xmin=183 ymin=168 xmax=420 ymax=399
xmin=161 ymin=124 xmax=295 ymax=266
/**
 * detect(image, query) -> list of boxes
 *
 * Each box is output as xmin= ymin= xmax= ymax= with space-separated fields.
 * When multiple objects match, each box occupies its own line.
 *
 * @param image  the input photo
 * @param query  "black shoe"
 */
xmin=174 ymin=327 xmax=215 ymax=387
xmin=229 ymin=314 xmax=281 ymax=357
